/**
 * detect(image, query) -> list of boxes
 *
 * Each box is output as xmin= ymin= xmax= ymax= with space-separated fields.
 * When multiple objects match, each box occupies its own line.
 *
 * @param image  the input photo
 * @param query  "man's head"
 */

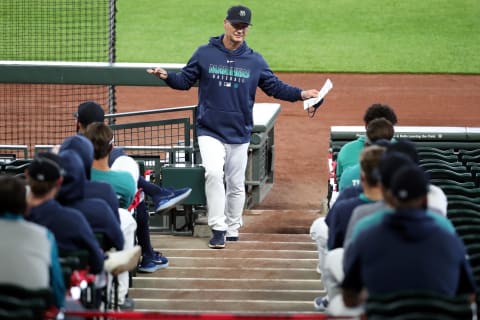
xmin=26 ymin=152 xmax=64 ymax=197
xmin=363 ymin=103 xmax=398 ymax=127
xmin=84 ymin=122 xmax=114 ymax=160
xmin=224 ymin=5 xmax=251 ymax=48
xmin=60 ymin=135 xmax=95 ymax=179
xmin=74 ymin=101 xmax=105 ymax=133
xmin=0 ymin=175 xmax=27 ymax=216
xmin=365 ymin=118 xmax=394 ymax=145
xmin=359 ymin=145 xmax=386 ymax=188
xmin=378 ymin=151 xmax=415 ymax=205
xmin=390 ymin=164 xmax=429 ymax=209
xmin=386 ymin=138 xmax=419 ymax=164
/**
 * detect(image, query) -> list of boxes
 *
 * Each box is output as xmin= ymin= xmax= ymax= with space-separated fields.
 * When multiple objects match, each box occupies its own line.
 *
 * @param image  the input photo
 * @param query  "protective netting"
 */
xmin=0 ymin=0 xmax=116 ymax=158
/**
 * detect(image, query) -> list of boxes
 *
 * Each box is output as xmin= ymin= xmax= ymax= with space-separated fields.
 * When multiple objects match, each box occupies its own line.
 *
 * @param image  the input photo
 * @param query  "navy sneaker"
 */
xmin=208 ymin=230 xmax=226 ymax=249
xmin=154 ymin=187 xmax=192 ymax=212
xmin=152 ymin=251 xmax=169 ymax=268
xmin=313 ymin=296 xmax=329 ymax=311
xmin=138 ymin=257 xmax=167 ymax=273
xmin=226 ymin=236 xmax=239 ymax=242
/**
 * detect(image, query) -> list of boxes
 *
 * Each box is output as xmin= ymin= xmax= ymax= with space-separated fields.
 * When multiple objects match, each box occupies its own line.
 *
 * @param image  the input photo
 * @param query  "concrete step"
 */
xmin=129 ymin=288 xmax=322 ymax=301
xmin=150 ymin=256 xmax=317 ymax=269
xmin=136 ymin=267 xmax=319 ymax=280
xmin=132 ymin=278 xmax=322 ymax=291
xmin=130 ymin=211 xmax=324 ymax=313
xmin=133 ymin=299 xmax=319 ymax=313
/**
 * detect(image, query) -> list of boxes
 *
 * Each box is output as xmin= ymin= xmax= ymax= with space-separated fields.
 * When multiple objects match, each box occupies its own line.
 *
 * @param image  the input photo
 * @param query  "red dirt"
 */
xmin=115 ymin=73 xmax=480 ymax=211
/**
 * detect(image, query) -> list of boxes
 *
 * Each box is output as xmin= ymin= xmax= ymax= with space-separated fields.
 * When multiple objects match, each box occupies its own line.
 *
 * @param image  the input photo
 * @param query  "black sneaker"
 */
xmin=208 ymin=230 xmax=226 ymax=249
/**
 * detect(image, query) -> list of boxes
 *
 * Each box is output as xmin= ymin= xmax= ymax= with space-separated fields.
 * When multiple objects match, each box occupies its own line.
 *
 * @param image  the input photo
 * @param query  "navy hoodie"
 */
xmin=60 ymin=135 xmax=120 ymax=221
xmin=28 ymin=199 xmax=104 ymax=274
xmin=165 ymin=35 xmax=303 ymax=144
xmin=56 ymin=149 xmax=124 ymax=251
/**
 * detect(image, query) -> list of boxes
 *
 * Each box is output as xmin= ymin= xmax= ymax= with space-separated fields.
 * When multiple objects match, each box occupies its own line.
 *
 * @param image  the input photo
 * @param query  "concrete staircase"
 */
xmin=129 ymin=210 xmax=324 ymax=314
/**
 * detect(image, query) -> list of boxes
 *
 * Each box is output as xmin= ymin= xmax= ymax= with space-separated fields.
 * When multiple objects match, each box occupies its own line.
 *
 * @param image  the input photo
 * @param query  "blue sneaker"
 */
xmin=208 ymin=230 xmax=226 ymax=249
xmin=137 ymin=254 xmax=169 ymax=273
xmin=152 ymin=251 xmax=169 ymax=268
xmin=154 ymin=187 xmax=192 ymax=212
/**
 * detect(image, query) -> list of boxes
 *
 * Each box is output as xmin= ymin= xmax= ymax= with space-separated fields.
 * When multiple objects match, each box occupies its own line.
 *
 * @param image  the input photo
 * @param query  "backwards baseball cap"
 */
xmin=74 ymin=101 xmax=105 ymax=126
xmin=226 ymin=5 xmax=252 ymax=25
xmin=391 ymin=164 xmax=429 ymax=201
xmin=28 ymin=152 xmax=64 ymax=182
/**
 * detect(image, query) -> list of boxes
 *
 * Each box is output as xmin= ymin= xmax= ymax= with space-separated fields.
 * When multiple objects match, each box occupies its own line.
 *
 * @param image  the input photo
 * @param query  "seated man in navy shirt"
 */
xmin=342 ymin=164 xmax=476 ymax=307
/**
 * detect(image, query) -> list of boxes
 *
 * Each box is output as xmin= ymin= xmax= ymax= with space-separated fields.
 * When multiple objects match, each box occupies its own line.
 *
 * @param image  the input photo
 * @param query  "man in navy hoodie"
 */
xmin=27 ymin=152 xmax=105 ymax=275
xmin=148 ymin=5 xmax=321 ymax=248
xmin=56 ymin=149 xmax=124 ymax=253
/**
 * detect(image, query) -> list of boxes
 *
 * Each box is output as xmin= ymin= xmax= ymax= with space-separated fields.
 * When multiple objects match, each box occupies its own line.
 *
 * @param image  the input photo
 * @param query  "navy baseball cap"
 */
xmin=28 ymin=152 xmax=64 ymax=182
xmin=378 ymin=151 xmax=414 ymax=189
xmin=391 ymin=164 xmax=429 ymax=201
xmin=226 ymin=5 xmax=252 ymax=25
xmin=74 ymin=101 xmax=105 ymax=126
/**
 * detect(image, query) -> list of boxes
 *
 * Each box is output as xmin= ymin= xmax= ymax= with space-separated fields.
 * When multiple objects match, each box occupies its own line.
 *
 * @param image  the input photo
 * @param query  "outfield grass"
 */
xmin=116 ymin=0 xmax=480 ymax=73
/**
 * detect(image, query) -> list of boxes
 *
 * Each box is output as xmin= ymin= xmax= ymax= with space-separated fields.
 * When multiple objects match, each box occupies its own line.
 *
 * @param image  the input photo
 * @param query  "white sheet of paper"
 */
xmin=303 ymin=78 xmax=333 ymax=110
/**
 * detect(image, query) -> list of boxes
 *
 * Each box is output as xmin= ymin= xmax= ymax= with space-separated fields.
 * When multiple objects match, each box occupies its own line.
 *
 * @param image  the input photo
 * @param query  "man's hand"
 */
xmin=301 ymin=89 xmax=319 ymax=100
xmin=146 ymin=67 xmax=168 ymax=80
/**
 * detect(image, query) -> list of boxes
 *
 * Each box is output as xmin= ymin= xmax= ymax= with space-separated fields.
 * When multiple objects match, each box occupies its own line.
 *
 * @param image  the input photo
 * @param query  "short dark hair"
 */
xmin=366 ymin=118 xmax=394 ymax=143
xmin=363 ymin=103 xmax=398 ymax=125
xmin=84 ymin=122 xmax=114 ymax=160
xmin=0 ymin=175 xmax=27 ymax=216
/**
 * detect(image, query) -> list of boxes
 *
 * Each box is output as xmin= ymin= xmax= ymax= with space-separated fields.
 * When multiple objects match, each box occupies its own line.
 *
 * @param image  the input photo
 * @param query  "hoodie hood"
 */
xmin=56 ymin=149 xmax=86 ymax=204
xmin=59 ymin=135 xmax=94 ymax=179
xmin=209 ymin=35 xmax=251 ymax=57
xmin=383 ymin=208 xmax=437 ymax=241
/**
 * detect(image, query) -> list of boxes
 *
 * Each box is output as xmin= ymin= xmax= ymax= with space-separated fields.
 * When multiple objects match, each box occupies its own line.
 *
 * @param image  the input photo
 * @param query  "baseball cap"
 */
xmin=378 ymin=151 xmax=414 ymax=189
xmin=28 ymin=152 xmax=64 ymax=182
xmin=74 ymin=101 xmax=105 ymax=126
xmin=391 ymin=164 xmax=429 ymax=201
xmin=386 ymin=138 xmax=419 ymax=164
xmin=226 ymin=5 xmax=252 ymax=25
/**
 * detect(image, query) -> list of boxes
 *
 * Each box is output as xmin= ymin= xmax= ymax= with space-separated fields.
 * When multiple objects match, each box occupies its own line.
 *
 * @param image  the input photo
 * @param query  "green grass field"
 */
xmin=116 ymin=0 xmax=480 ymax=73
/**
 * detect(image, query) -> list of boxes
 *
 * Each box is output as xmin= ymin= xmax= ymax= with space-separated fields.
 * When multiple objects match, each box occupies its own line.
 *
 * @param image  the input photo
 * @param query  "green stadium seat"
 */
xmin=460 ymin=154 xmax=480 ymax=167
xmin=3 ymin=159 xmax=32 ymax=177
xmin=0 ymin=284 xmax=52 ymax=320
xmin=454 ymin=224 xmax=480 ymax=239
xmin=419 ymin=159 xmax=465 ymax=168
xmin=471 ymin=166 xmax=480 ymax=187
xmin=430 ymin=179 xmax=475 ymax=189
xmin=417 ymin=151 xmax=460 ymax=163
xmin=426 ymin=169 xmax=474 ymax=183
xmin=420 ymin=162 xmax=468 ymax=173
xmin=365 ymin=290 xmax=473 ymax=320
xmin=449 ymin=217 xmax=480 ymax=229
xmin=448 ymin=209 xmax=480 ymax=220
xmin=416 ymin=146 xmax=456 ymax=155
xmin=441 ymin=185 xmax=480 ymax=198
xmin=448 ymin=200 xmax=480 ymax=212
xmin=447 ymin=194 xmax=480 ymax=204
